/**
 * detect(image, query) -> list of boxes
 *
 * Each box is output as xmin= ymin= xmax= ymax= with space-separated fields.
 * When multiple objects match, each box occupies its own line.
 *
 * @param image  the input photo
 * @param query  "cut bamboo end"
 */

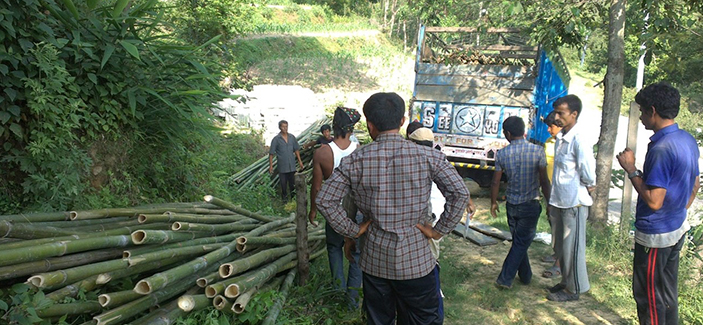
xmin=96 ymin=274 xmax=111 ymax=285
xmin=218 ymin=264 xmax=233 ymax=278
xmin=205 ymin=285 xmax=218 ymax=298
xmin=213 ymin=295 xmax=229 ymax=310
xmin=131 ymin=230 xmax=147 ymax=244
xmin=171 ymin=222 xmax=183 ymax=231
xmin=236 ymin=236 xmax=247 ymax=245
xmin=137 ymin=214 xmax=147 ymax=223
xmin=233 ymin=302 xmax=246 ymax=314
xmin=27 ymin=275 xmax=45 ymax=288
xmin=178 ymin=296 xmax=196 ymax=312
xmin=196 ymin=277 xmax=209 ymax=288
xmin=203 ymin=195 xmax=214 ymax=203
xmin=236 ymin=243 xmax=246 ymax=253
xmin=68 ymin=211 xmax=78 ymax=220
xmin=224 ymin=284 xmax=240 ymax=299
xmin=122 ymin=250 xmax=131 ymax=258
xmin=134 ymin=280 xmax=151 ymax=295
xmin=97 ymin=294 xmax=110 ymax=307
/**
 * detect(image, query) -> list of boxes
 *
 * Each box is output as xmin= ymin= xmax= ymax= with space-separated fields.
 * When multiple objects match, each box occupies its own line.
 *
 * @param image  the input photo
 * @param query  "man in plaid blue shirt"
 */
xmin=490 ymin=116 xmax=551 ymax=289
xmin=316 ymin=92 xmax=470 ymax=324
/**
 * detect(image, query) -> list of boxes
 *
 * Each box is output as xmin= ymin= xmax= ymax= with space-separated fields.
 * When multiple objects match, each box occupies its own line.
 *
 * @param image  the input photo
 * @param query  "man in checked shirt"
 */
xmin=316 ymin=92 xmax=470 ymax=324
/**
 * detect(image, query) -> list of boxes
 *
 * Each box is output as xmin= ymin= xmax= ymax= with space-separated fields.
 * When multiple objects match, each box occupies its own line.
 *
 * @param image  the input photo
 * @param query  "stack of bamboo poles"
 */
xmin=229 ymin=117 xmax=332 ymax=190
xmin=0 ymin=195 xmax=324 ymax=325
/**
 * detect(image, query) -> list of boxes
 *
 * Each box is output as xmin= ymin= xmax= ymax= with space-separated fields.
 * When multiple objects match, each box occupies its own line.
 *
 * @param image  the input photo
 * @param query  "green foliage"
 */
xmin=277 ymin=254 xmax=364 ymax=324
xmin=2 ymin=43 xmax=92 ymax=211
xmin=1 ymin=0 xmax=227 ymax=212
xmin=0 ymin=284 xmax=62 ymax=325
xmin=166 ymin=0 xmax=260 ymax=44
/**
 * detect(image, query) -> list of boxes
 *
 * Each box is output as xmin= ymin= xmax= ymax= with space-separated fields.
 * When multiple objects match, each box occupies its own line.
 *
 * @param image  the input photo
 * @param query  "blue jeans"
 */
xmin=496 ymin=199 xmax=542 ymax=287
xmin=326 ymin=213 xmax=362 ymax=305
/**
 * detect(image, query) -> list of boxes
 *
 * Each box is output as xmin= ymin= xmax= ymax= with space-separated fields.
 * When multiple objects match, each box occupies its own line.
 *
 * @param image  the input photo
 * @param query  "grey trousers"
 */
xmin=551 ymin=206 xmax=590 ymax=294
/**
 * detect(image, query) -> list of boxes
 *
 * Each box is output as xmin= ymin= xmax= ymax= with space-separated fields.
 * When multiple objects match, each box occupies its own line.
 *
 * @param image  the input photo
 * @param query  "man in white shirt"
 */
xmin=547 ymin=94 xmax=596 ymax=302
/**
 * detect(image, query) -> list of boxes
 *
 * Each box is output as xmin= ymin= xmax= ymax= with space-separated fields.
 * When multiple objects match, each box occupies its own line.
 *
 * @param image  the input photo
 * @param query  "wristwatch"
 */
xmin=628 ymin=169 xmax=643 ymax=179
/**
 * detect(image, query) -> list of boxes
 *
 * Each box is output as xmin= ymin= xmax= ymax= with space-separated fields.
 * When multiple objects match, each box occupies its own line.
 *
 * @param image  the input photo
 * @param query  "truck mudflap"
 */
xmin=450 ymin=162 xmax=496 ymax=171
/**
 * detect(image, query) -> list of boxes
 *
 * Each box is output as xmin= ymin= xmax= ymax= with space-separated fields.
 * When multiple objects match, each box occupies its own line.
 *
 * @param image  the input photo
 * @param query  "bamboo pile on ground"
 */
xmin=228 ymin=117 xmax=332 ymax=190
xmin=0 ymin=196 xmax=325 ymax=324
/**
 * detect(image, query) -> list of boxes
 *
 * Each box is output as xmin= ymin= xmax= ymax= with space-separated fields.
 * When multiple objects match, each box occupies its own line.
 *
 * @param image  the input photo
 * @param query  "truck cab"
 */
xmin=410 ymin=25 xmax=570 ymax=187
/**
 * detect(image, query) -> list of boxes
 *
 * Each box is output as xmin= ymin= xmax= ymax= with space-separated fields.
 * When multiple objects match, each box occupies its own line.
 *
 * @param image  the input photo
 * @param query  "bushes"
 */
xmin=0 ymin=0 xmax=228 ymax=212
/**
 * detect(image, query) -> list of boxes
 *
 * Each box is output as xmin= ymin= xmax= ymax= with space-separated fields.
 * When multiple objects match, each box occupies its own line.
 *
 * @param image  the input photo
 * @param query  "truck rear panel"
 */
xmin=411 ymin=25 xmax=569 ymax=169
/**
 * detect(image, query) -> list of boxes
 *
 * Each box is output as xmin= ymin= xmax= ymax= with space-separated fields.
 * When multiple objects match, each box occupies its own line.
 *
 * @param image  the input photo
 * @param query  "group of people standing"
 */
xmin=266 ymin=82 xmax=698 ymax=325
xmin=489 ymin=94 xmax=594 ymax=303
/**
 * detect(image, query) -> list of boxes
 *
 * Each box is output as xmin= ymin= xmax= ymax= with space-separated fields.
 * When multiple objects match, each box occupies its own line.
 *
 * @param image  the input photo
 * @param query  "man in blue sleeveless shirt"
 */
xmin=617 ymin=82 xmax=700 ymax=325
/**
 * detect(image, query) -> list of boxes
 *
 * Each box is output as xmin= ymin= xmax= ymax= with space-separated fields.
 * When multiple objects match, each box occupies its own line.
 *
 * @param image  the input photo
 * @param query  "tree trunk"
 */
xmin=591 ymin=0 xmax=626 ymax=227
xmin=295 ymin=173 xmax=309 ymax=285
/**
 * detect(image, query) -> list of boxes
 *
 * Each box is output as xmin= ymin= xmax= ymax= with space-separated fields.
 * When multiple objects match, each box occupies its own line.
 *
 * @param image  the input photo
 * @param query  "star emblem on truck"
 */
xmin=455 ymin=106 xmax=482 ymax=134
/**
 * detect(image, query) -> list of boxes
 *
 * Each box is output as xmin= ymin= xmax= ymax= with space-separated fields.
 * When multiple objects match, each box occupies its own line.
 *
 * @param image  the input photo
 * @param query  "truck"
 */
xmin=410 ymin=25 xmax=570 ymax=187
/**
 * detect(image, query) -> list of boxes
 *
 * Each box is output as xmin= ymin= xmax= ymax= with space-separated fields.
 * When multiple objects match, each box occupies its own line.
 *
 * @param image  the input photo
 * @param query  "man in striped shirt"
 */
xmin=316 ymin=92 xmax=470 ymax=324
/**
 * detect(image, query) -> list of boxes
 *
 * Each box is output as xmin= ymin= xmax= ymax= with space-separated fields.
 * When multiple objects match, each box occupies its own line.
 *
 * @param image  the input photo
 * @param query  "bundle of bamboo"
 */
xmin=228 ymin=117 xmax=332 ymax=190
xmin=0 ymin=196 xmax=323 ymax=325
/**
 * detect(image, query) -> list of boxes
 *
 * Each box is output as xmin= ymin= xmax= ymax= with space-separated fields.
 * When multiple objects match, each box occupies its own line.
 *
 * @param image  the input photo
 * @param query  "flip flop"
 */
xmin=547 ymin=289 xmax=579 ymax=302
xmin=542 ymin=265 xmax=561 ymax=278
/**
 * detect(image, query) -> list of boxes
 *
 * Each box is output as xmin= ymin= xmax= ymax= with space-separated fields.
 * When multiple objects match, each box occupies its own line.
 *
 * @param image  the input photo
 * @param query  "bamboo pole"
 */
xmin=261 ymin=268 xmax=298 ymax=325
xmin=30 ymin=217 xmax=131 ymax=228
xmin=0 ymin=211 xmax=71 ymax=223
xmin=35 ymin=301 xmax=102 ymax=318
xmin=28 ymin=255 xmax=131 ymax=289
xmin=69 ymin=206 xmax=236 ymax=220
xmin=196 ymin=270 xmax=220 ymax=288
xmin=46 ymin=275 xmax=100 ymax=302
xmin=138 ymin=213 xmax=245 ymax=224
xmin=92 ymin=263 xmax=219 ymax=325
xmin=219 ymin=244 xmax=296 ymax=278
xmin=127 ymin=243 xmax=226 ymax=267
xmin=171 ymin=221 xmax=258 ymax=233
xmin=98 ymin=289 xmax=141 ymax=309
xmin=95 ymin=256 xmax=186 ymax=285
xmin=232 ymin=276 xmax=285 ymax=314
xmin=203 ymin=195 xmax=274 ymax=223
xmin=130 ymin=230 xmax=210 ymax=245
xmin=123 ymin=232 xmax=242 ymax=258
xmin=223 ymin=252 xmax=297 ymax=298
xmin=133 ymin=239 xmax=241 ymax=294
xmin=0 ymin=235 xmax=132 ymax=267
xmin=213 ymin=295 xmax=233 ymax=311
xmin=0 ymin=220 xmax=79 ymax=239
xmin=69 ymin=219 xmax=142 ymax=233
xmin=0 ymin=223 xmax=168 ymax=251
xmin=0 ymin=248 xmax=123 ymax=281
xmin=129 ymin=287 xmax=200 ymax=325
xmin=178 ymin=294 xmax=210 ymax=312
xmin=244 ymin=214 xmax=295 ymax=238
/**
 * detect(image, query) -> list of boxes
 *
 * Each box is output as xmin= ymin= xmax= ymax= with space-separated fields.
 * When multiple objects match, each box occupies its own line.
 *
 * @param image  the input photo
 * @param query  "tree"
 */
xmin=591 ymin=0 xmax=627 ymax=226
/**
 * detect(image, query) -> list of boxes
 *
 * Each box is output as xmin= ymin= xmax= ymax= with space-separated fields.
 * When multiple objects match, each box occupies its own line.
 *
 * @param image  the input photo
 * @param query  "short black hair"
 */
xmin=553 ymin=94 xmax=582 ymax=119
xmin=544 ymin=111 xmax=561 ymax=127
xmin=406 ymin=121 xmax=423 ymax=139
xmin=320 ymin=124 xmax=331 ymax=132
xmin=278 ymin=120 xmax=288 ymax=129
xmin=635 ymin=82 xmax=680 ymax=119
xmin=362 ymin=92 xmax=405 ymax=132
xmin=502 ymin=116 xmax=525 ymax=137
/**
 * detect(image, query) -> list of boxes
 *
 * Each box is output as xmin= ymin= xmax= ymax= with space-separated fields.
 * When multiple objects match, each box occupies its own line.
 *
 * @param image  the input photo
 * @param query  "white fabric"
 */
xmin=550 ymin=122 xmax=596 ymax=208
xmin=428 ymin=183 xmax=445 ymax=259
xmin=329 ymin=141 xmax=358 ymax=169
